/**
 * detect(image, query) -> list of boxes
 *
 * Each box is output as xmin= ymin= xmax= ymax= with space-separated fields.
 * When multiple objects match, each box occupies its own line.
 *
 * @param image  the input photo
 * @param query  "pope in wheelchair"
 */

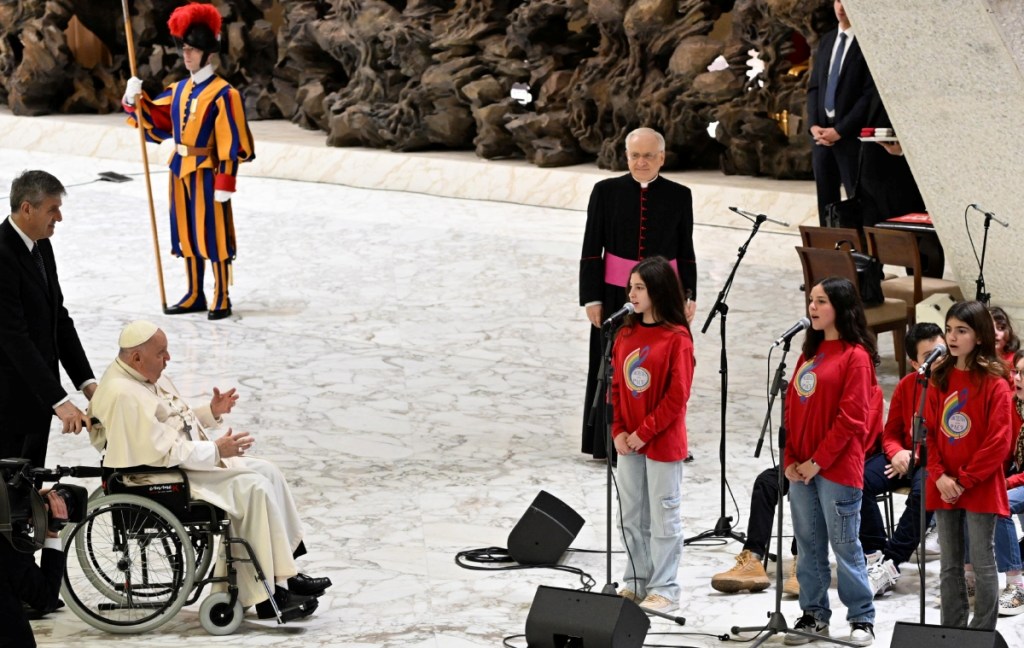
xmin=85 ymin=320 xmax=331 ymax=625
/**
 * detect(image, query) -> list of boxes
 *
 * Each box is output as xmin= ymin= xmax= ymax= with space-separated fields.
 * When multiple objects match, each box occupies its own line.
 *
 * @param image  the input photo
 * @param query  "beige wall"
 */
xmin=844 ymin=0 xmax=1024 ymax=321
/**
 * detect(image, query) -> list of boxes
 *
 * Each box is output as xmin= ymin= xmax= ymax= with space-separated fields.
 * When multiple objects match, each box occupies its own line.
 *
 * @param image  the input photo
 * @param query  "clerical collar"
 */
xmin=191 ymin=64 xmax=214 ymax=84
xmin=632 ymin=175 xmax=659 ymax=189
xmin=115 ymin=357 xmax=153 ymax=385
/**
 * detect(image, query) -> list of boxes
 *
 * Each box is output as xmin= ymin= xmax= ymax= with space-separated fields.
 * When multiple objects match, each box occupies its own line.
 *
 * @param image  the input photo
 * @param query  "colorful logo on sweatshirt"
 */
xmin=940 ymin=388 xmax=971 ymax=441
xmin=623 ymin=346 xmax=651 ymax=397
xmin=794 ymin=353 xmax=823 ymax=402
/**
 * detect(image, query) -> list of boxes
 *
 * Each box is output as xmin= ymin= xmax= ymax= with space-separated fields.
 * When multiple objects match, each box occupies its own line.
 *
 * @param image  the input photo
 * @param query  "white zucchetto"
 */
xmin=118 ymin=320 xmax=159 ymax=349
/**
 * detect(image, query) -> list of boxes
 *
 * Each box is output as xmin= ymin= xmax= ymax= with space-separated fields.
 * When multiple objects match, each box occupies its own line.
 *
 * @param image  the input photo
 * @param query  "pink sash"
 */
xmin=603 ymin=253 xmax=678 ymax=288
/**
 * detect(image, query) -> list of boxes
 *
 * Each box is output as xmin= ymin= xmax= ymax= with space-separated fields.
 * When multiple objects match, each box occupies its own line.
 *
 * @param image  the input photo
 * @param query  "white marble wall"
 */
xmin=845 ymin=0 xmax=1024 ymax=318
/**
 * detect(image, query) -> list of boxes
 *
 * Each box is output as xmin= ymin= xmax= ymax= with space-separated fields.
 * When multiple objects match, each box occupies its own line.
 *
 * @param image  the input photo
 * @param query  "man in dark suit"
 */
xmin=0 ymin=170 xmax=94 ymax=467
xmin=806 ymin=0 xmax=876 ymax=225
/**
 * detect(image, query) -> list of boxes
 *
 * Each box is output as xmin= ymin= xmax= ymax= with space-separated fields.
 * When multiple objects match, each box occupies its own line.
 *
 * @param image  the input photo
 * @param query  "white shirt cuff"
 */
xmin=44 ymin=537 xmax=62 ymax=551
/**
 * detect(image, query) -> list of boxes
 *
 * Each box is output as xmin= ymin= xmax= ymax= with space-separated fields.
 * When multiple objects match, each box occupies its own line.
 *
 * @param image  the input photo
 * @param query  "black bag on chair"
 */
xmin=825 ymin=196 xmax=864 ymax=229
xmin=835 ymin=240 xmax=884 ymax=306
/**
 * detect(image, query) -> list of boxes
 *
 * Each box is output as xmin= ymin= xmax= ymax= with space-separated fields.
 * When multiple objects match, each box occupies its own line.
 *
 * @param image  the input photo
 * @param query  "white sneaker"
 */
xmin=784 ymin=613 xmax=829 ymax=645
xmin=866 ymin=558 xmax=900 ymax=597
xmin=924 ymin=526 xmax=941 ymax=556
xmin=864 ymin=551 xmax=884 ymax=567
xmin=849 ymin=622 xmax=875 ymax=646
xmin=911 ymin=526 xmax=941 ymax=562
xmin=998 ymin=583 xmax=1024 ymax=616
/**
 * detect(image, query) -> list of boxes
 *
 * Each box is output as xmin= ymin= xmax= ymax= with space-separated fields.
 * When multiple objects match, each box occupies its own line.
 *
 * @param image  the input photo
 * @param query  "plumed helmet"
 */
xmin=167 ymin=3 xmax=222 ymax=54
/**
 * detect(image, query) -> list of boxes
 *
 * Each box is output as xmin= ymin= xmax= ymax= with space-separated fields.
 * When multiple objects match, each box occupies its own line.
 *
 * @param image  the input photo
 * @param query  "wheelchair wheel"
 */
xmin=199 ymin=592 xmax=243 ymax=635
xmin=62 ymin=494 xmax=196 ymax=634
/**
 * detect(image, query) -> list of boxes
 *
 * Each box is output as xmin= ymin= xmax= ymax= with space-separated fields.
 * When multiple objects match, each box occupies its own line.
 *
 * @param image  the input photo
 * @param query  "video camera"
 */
xmin=0 ymin=459 xmax=100 ymax=553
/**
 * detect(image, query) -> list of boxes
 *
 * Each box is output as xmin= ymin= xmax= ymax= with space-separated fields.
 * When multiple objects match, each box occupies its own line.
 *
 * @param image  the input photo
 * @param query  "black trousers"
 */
xmin=812 ymin=136 xmax=862 ymax=225
xmin=744 ymin=466 xmax=797 ymax=558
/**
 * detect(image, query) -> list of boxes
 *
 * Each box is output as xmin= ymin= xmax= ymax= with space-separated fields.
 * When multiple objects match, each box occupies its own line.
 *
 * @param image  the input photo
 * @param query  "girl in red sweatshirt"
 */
xmin=784 ymin=276 xmax=878 ymax=646
xmin=611 ymin=256 xmax=694 ymax=613
xmin=926 ymin=300 xmax=1012 ymax=629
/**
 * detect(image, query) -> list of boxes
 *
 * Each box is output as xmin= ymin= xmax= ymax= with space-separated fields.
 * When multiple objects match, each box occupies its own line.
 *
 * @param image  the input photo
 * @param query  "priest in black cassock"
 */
xmin=579 ymin=127 xmax=697 ymax=459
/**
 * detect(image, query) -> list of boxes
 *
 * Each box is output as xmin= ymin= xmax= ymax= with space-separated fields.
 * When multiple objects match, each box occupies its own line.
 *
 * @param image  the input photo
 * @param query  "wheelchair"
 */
xmin=61 ymin=465 xmax=282 ymax=635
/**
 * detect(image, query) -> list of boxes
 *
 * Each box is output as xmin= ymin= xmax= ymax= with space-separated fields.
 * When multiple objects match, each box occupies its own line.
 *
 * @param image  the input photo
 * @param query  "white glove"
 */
xmin=124 ymin=76 xmax=143 ymax=105
xmin=214 ymin=190 xmax=233 ymax=203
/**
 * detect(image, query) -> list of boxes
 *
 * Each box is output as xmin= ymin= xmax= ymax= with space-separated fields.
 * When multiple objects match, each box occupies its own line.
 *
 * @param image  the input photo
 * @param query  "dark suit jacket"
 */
xmin=806 ymin=29 xmax=876 ymax=140
xmin=0 ymin=217 xmax=93 ymax=440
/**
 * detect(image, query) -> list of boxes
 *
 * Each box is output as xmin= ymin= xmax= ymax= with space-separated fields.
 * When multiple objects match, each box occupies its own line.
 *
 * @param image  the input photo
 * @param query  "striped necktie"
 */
xmin=31 ymin=243 xmax=48 ymax=287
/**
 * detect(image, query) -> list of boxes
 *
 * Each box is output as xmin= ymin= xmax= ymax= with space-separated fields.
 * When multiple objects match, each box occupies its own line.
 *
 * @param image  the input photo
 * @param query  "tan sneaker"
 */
xmin=618 ymin=587 xmax=642 ymax=602
xmin=783 ymin=559 xmax=800 ymax=597
xmin=639 ymin=592 xmax=676 ymax=612
xmin=711 ymin=549 xmax=770 ymax=593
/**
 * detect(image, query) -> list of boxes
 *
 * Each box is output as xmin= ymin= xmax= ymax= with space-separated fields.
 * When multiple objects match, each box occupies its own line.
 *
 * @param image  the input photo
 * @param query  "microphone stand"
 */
xmin=732 ymin=338 xmax=858 ymax=647
xmin=685 ymin=212 xmax=767 ymax=546
xmin=590 ymin=319 xmax=620 ymax=596
xmin=973 ymin=211 xmax=993 ymax=304
xmin=908 ymin=367 xmax=932 ymax=623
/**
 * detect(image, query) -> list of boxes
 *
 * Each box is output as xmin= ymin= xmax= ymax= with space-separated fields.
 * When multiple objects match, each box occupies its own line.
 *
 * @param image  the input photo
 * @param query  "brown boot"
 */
xmin=783 ymin=558 xmax=800 ymax=596
xmin=711 ymin=549 xmax=770 ymax=593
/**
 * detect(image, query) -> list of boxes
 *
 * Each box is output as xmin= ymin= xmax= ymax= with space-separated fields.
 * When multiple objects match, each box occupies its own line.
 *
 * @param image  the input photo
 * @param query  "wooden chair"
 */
xmin=799 ymin=225 xmax=867 ymax=252
xmin=795 ymin=246 xmax=908 ymax=375
xmin=863 ymin=226 xmax=964 ymax=325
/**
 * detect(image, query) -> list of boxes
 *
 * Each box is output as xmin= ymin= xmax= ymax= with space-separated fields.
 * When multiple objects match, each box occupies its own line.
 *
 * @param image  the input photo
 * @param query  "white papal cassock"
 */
xmin=88 ymin=359 xmax=304 ymax=607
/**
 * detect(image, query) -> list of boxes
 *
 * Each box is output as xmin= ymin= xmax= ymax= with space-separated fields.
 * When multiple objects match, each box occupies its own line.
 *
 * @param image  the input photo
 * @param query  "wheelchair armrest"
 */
xmin=105 ymin=466 xmax=194 ymax=514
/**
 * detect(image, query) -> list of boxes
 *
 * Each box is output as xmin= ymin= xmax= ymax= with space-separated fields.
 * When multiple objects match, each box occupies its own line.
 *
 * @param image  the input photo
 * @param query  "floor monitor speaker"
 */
xmin=525 ymin=585 xmax=649 ymax=648
xmin=507 ymin=490 xmax=584 ymax=565
xmin=890 ymin=622 xmax=1008 ymax=648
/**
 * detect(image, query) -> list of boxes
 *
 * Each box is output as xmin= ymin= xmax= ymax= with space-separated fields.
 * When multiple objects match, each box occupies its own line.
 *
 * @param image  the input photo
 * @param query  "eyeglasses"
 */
xmin=627 ymin=152 xmax=661 ymax=162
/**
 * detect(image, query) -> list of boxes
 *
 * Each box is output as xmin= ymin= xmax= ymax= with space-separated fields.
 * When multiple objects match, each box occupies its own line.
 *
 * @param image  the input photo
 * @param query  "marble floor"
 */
xmin=2 ymin=142 xmax=1020 ymax=648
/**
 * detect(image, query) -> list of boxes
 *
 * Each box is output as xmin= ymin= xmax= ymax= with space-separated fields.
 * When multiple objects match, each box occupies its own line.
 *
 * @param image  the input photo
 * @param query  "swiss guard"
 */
xmin=123 ymin=2 xmax=255 ymax=320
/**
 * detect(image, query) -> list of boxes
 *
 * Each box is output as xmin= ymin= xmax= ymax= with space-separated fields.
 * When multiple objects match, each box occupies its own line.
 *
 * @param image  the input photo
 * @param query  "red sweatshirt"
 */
xmin=784 ymin=340 xmax=875 ymax=489
xmin=611 ymin=321 xmax=694 ymax=462
xmin=882 ymin=372 xmax=924 ymax=459
xmin=925 ymin=369 xmax=1012 ymax=515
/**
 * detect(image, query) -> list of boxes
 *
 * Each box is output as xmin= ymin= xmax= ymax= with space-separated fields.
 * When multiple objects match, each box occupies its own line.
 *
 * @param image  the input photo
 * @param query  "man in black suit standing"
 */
xmin=807 ymin=0 xmax=875 ymax=225
xmin=0 ymin=170 xmax=94 ymax=467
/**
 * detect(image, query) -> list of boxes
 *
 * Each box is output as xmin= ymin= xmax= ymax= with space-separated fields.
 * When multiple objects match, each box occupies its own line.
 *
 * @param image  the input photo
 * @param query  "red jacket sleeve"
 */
xmin=882 ymin=376 xmax=915 ymax=459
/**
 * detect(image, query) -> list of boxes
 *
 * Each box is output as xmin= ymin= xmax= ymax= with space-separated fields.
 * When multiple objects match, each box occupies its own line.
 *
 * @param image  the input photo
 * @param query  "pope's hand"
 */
xmin=216 ymin=428 xmax=253 ymax=459
xmin=210 ymin=387 xmax=238 ymax=418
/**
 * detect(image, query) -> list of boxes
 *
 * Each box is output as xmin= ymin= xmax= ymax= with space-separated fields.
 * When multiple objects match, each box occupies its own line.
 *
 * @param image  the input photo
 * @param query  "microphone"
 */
xmin=917 ymin=343 xmax=947 ymax=375
xmin=729 ymin=206 xmax=791 ymax=227
xmin=969 ymin=203 xmax=1009 ymax=227
xmin=602 ymin=302 xmax=635 ymax=327
xmin=772 ymin=317 xmax=811 ymax=347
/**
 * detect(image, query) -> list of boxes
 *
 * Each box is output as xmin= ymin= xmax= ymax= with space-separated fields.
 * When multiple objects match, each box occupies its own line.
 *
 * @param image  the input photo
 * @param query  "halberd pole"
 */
xmin=121 ymin=0 xmax=167 ymax=309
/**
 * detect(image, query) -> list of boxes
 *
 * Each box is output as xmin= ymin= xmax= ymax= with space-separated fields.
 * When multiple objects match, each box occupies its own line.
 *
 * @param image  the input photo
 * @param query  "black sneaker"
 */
xmin=849 ymin=621 xmax=874 ymax=646
xmin=784 ymin=613 xmax=829 ymax=645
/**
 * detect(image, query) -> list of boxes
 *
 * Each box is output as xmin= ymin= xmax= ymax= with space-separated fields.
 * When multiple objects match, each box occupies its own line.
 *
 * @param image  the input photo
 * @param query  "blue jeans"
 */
xmin=936 ymin=509 xmax=997 ymax=629
xmin=860 ymin=453 xmax=931 ymax=565
xmin=789 ymin=474 xmax=875 ymax=625
xmin=1009 ymin=486 xmax=1024 ymax=523
xmin=617 ymin=454 xmax=684 ymax=601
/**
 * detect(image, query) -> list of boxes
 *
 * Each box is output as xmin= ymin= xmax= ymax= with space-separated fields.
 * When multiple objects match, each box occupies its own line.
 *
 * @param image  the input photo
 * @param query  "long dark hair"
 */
xmin=623 ymin=256 xmax=690 ymax=331
xmin=801 ymin=276 xmax=880 ymax=364
xmin=933 ymin=300 xmax=1007 ymax=390
xmin=990 ymin=305 xmax=1021 ymax=355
